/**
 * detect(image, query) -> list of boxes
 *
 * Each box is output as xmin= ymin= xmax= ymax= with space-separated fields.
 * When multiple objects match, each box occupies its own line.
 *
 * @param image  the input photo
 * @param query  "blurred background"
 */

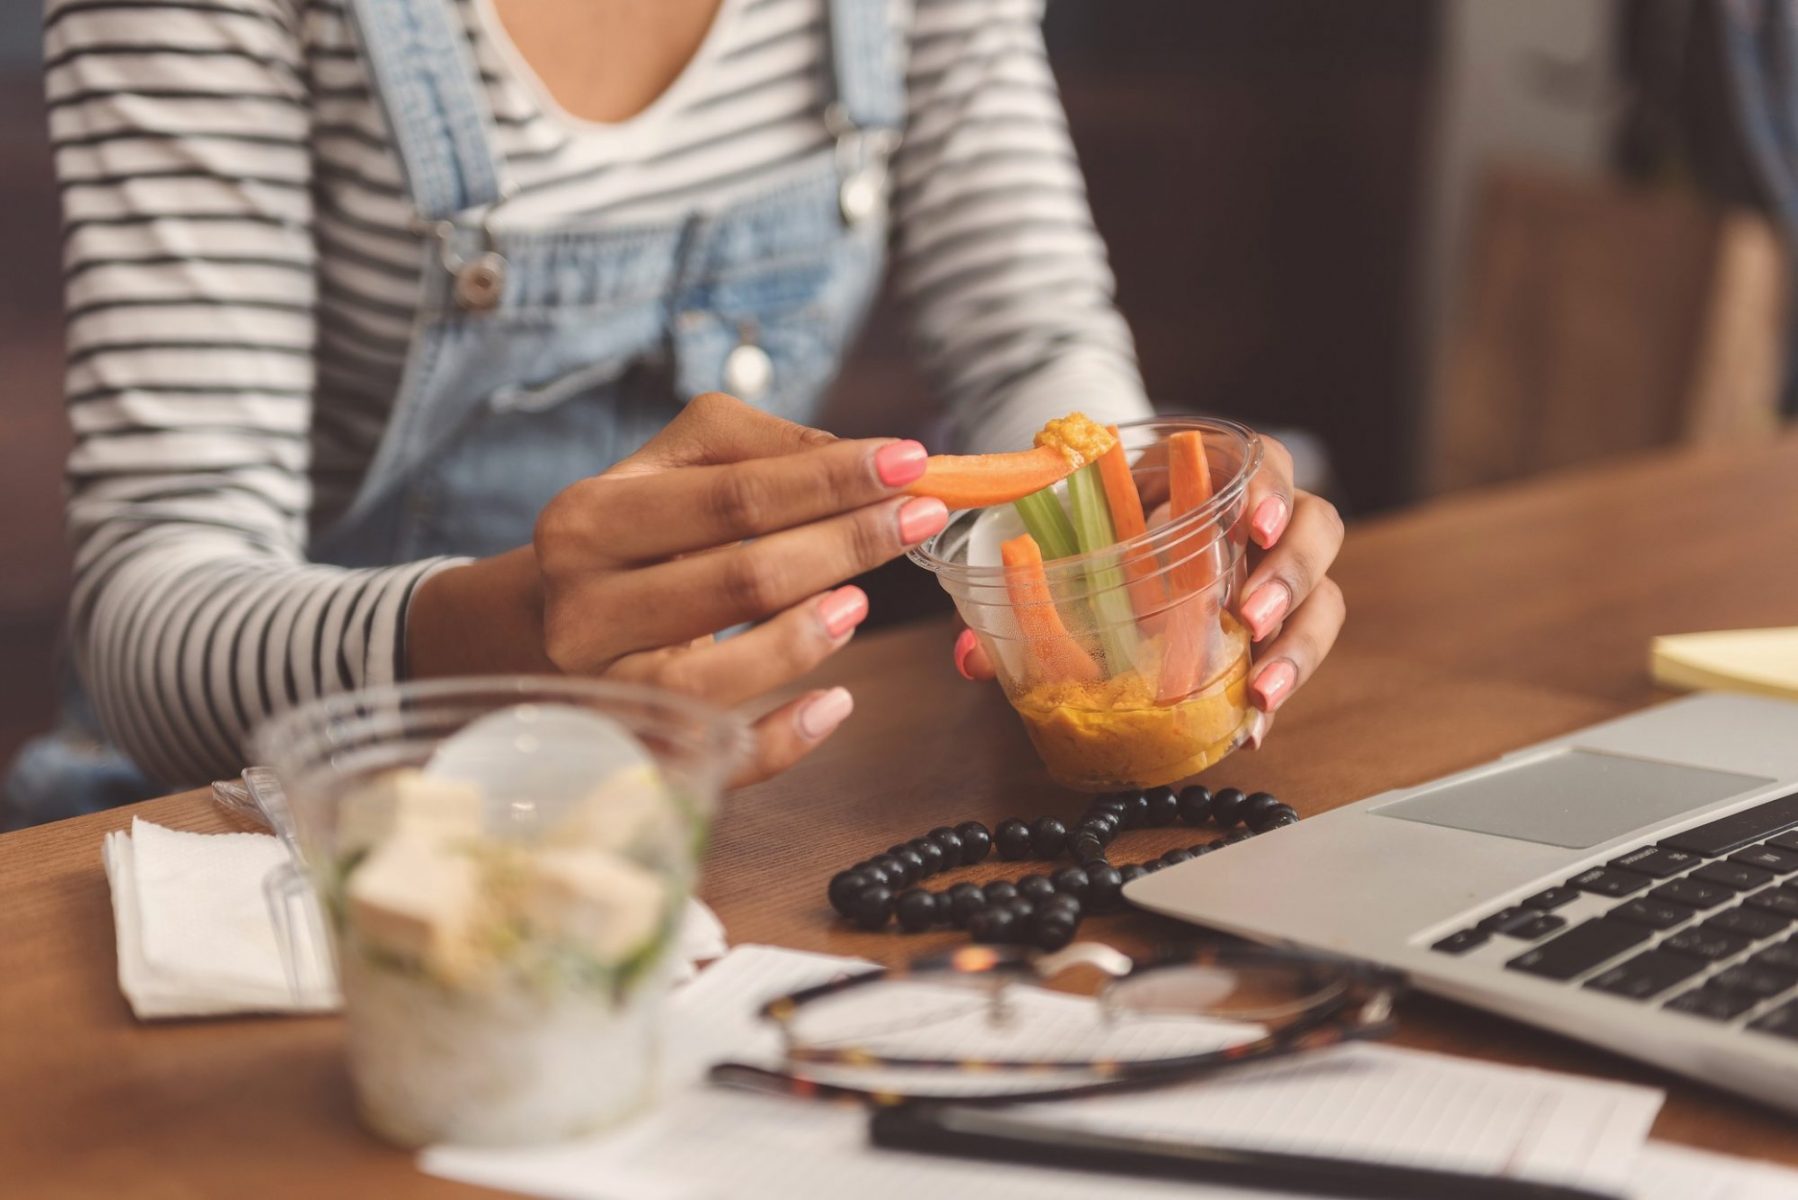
xmin=2 ymin=1 xmax=1793 ymax=773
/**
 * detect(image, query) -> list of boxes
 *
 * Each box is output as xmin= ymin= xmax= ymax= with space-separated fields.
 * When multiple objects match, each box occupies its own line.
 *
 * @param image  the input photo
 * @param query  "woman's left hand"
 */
xmin=953 ymin=432 xmax=1346 ymax=733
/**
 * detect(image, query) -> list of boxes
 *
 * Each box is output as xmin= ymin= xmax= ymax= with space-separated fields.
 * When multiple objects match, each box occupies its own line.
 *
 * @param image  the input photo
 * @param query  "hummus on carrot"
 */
xmin=1011 ymin=615 xmax=1252 ymax=790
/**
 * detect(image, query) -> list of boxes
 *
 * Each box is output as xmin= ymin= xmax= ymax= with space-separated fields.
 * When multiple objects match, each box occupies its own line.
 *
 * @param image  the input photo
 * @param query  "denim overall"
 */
xmin=4 ymin=0 xmax=900 ymax=826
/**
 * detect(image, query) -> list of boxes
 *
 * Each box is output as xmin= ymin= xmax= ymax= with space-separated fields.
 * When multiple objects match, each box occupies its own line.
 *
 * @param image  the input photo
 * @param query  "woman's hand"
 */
xmin=952 ymin=432 xmax=1345 ymax=739
xmin=410 ymin=393 xmax=949 ymax=785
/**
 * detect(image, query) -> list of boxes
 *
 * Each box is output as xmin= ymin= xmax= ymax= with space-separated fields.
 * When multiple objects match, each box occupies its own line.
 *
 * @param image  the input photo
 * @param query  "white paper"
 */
xmin=1629 ymin=1142 xmax=1798 ymax=1200
xmin=424 ymin=944 xmax=1666 ymax=1200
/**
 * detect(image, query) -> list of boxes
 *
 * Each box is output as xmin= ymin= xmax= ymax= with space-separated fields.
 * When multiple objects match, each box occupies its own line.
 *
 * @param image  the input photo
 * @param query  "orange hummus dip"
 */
xmin=1033 ymin=412 xmax=1116 ymax=470
xmin=1012 ymin=616 xmax=1252 ymax=790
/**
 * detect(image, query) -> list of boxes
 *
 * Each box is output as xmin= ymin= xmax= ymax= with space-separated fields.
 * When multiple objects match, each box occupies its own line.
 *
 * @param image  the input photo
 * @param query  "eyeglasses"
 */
xmin=709 ymin=942 xmax=1404 ymax=1106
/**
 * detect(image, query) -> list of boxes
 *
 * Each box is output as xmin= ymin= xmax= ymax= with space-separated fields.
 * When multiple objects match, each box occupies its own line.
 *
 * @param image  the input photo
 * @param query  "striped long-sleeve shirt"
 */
xmin=48 ymin=0 xmax=1150 ymax=785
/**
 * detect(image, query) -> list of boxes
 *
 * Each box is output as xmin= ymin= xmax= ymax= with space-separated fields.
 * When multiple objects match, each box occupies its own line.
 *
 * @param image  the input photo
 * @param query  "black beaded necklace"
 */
xmin=826 ymin=784 xmax=1299 ymax=951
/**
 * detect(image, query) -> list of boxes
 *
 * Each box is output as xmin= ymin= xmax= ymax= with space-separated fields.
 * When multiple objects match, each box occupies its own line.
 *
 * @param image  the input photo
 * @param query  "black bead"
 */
xmin=1144 ymin=786 xmax=1180 ymax=826
xmin=1033 ymin=913 xmax=1078 ymax=951
xmin=909 ymin=838 xmax=948 ymax=875
xmin=1177 ymin=784 xmax=1214 ymax=825
xmin=1241 ymin=792 xmax=1284 ymax=832
xmin=1084 ymin=863 xmax=1124 ymax=912
xmin=969 ymin=906 xmax=1017 ymax=944
xmin=891 ymin=846 xmax=928 ymax=881
xmin=1160 ymin=848 xmax=1193 ymax=867
xmin=1029 ymin=816 xmax=1068 ymax=858
xmin=1002 ymin=896 xmax=1036 ymax=923
xmin=1040 ymin=893 xmax=1084 ymax=921
xmin=1211 ymin=787 xmax=1248 ymax=828
xmin=1051 ymin=865 xmax=1090 ymax=899
xmin=828 ymin=870 xmax=870 ymax=917
xmin=1071 ymin=835 xmax=1108 ymax=865
xmin=1123 ymin=792 xmax=1152 ymax=828
xmin=852 ymin=886 xmax=893 ymax=930
xmin=1089 ymin=796 xmax=1131 ymax=825
xmin=995 ymin=818 xmax=1034 ymax=861
xmin=1075 ymin=818 xmax=1117 ymax=847
xmin=1134 ymin=859 xmax=1162 ymax=874
xmin=1224 ymin=828 xmax=1255 ymax=844
xmin=894 ymin=888 xmax=939 ymax=932
xmin=955 ymin=822 xmax=992 ymax=864
xmin=927 ymin=826 xmax=964 ymax=860
xmin=945 ymin=882 xmax=986 ymax=928
xmin=853 ymin=860 xmax=890 ymax=889
xmin=1117 ymin=863 xmax=1147 ymax=884
xmin=869 ymin=854 xmax=908 ymax=886
xmin=1188 ymin=843 xmax=1215 ymax=857
xmin=983 ymin=881 xmax=1020 ymax=905
xmin=1263 ymin=805 xmax=1299 ymax=829
xmin=1017 ymin=874 xmax=1057 ymax=904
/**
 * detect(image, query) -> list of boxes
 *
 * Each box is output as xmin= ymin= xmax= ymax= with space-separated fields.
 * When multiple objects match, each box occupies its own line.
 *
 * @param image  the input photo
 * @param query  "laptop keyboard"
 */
xmin=1429 ymin=791 xmax=1798 ymax=1042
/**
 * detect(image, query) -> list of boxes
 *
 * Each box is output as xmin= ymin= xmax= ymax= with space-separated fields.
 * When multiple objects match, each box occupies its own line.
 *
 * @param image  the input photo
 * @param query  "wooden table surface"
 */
xmin=6 ymin=436 xmax=1798 ymax=1196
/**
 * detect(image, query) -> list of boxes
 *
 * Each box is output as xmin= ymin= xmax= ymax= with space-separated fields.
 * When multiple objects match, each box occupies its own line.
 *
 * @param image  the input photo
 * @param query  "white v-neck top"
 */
xmin=44 ymin=0 xmax=1151 ymax=784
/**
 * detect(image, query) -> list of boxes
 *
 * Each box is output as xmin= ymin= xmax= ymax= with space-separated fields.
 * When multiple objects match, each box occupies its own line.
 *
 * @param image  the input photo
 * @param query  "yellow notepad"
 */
xmin=1651 ymin=627 xmax=1798 ymax=700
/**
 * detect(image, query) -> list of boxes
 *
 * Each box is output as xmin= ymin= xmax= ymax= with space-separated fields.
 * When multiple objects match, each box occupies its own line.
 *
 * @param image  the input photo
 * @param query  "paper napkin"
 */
xmin=102 ymin=818 xmax=728 ymax=1019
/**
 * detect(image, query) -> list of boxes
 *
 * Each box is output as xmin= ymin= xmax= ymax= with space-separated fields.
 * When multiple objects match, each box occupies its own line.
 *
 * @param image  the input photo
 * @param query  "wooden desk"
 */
xmin=5 ymin=436 xmax=1798 ymax=1196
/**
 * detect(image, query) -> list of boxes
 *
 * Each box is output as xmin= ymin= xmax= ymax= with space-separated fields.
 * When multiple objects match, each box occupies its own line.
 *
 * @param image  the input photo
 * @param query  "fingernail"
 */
xmin=953 ymin=629 xmax=979 ymax=680
xmin=1245 ymin=709 xmax=1271 ymax=750
xmin=1240 ymin=580 xmax=1291 ymax=642
xmin=818 ymin=586 xmax=869 ymax=639
xmin=796 ymin=687 xmax=854 ymax=741
xmin=874 ymin=439 xmax=929 ymax=487
xmin=1252 ymin=659 xmax=1297 ymax=712
xmin=1251 ymin=496 xmax=1289 ymax=549
xmin=898 ymin=496 xmax=949 ymax=544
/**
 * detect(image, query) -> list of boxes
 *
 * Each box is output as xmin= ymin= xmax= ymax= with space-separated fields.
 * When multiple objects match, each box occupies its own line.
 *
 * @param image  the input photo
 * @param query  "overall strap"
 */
xmin=346 ymin=0 xmax=507 ymax=220
xmin=825 ymin=0 xmax=906 ymax=133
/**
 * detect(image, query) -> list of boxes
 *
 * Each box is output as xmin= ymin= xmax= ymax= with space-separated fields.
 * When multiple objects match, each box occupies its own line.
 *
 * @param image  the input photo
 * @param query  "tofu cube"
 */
xmin=521 ymin=848 xmax=666 ymax=965
xmin=347 ymin=836 xmax=486 ymax=980
xmin=338 ymin=769 xmax=485 ymax=854
xmin=551 ymin=765 xmax=677 ymax=855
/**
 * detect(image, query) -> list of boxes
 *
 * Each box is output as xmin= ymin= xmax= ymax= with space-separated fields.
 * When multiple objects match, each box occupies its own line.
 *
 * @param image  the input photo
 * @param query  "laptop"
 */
xmin=1124 ymin=692 xmax=1798 ymax=1115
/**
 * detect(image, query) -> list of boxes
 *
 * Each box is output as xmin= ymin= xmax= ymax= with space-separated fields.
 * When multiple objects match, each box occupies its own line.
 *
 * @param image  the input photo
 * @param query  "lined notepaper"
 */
xmin=424 ymin=944 xmax=1666 ymax=1199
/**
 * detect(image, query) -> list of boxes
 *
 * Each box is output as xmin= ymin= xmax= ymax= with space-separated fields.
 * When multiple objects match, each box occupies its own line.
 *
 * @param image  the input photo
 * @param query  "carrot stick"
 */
xmin=1096 ymin=427 xmax=1168 ymax=628
xmin=906 ymin=445 xmax=1079 ymax=510
xmin=1157 ymin=431 xmax=1218 ymax=704
xmin=1001 ymin=534 xmax=1101 ymax=686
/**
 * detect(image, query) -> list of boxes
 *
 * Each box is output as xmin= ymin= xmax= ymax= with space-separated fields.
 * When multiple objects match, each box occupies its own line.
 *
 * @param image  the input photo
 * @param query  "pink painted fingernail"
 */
xmin=1251 ymin=659 xmax=1297 ymax=712
xmin=1251 ymin=495 xmax=1289 ymax=549
xmin=874 ymin=440 xmax=929 ymax=487
xmin=1240 ymin=581 xmax=1290 ymax=642
xmin=953 ymin=628 xmax=979 ymax=680
xmin=796 ymin=687 xmax=854 ymax=740
xmin=898 ymin=496 xmax=949 ymax=544
xmin=819 ymin=586 xmax=868 ymax=638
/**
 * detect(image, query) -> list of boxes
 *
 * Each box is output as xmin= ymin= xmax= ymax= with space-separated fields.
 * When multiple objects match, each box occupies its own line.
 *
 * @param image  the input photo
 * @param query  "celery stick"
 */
xmin=1012 ymin=487 xmax=1079 ymax=561
xmin=1065 ymin=462 xmax=1140 ymax=667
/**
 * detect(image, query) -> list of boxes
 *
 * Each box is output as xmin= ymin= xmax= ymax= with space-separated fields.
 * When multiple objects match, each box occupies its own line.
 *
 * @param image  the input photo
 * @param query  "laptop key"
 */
xmin=1707 ymin=905 xmax=1791 ymax=939
xmin=1710 ymin=963 xmax=1798 ymax=999
xmin=1748 ymin=999 xmax=1798 ymax=1040
xmin=1665 ymin=986 xmax=1760 ymax=1021
xmin=1511 ymin=914 xmax=1566 ymax=940
xmin=1609 ymin=845 xmax=1703 ymax=878
xmin=1651 ymin=878 xmax=1735 ymax=910
xmin=1477 ymin=907 xmax=1537 ymax=934
xmin=1431 ymin=929 xmax=1488 ymax=955
xmin=1751 ymin=940 xmax=1798 ymax=973
xmin=1660 ymin=792 xmax=1798 ymax=857
xmin=1607 ymin=898 xmax=1696 ymax=931
xmin=1522 ymin=886 xmax=1580 ymax=911
xmin=1691 ymin=861 xmax=1775 ymax=892
xmin=1664 ymin=926 xmax=1753 ymax=961
xmin=1744 ymin=887 xmax=1798 ymax=921
xmin=1506 ymin=918 xmax=1651 ymax=981
xmin=1567 ymin=867 xmax=1653 ymax=898
xmin=1728 ymin=845 xmax=1798 ymax=874
xmin=1768 ymin=831 xmax=1798 ymax=853
xmin=1584 ymin=949 xmax=1707 ymax=1000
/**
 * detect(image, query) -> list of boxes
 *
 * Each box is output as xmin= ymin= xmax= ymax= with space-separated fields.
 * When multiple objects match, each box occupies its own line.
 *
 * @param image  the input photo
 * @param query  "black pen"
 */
xmin=868 ymin=1104 xmax=1625 ymax=1200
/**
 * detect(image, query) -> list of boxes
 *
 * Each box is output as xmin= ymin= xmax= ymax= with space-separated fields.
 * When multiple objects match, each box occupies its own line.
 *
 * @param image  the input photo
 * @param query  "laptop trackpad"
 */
xmin=1373 ymin=749 xmax=1770 ymax=849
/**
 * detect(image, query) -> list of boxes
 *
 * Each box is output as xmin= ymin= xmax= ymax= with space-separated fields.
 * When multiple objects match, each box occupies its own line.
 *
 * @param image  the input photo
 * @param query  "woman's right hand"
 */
xmin=408 ymin=393 xmax=948 ymax=784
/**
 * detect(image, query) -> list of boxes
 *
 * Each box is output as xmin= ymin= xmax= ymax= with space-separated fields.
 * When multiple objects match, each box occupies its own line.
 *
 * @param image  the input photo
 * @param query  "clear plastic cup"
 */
xmin=911 ymin=416 xmax=1263 ymax=792
xmin=252 ymin=677 xmax=747 ymax=1147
